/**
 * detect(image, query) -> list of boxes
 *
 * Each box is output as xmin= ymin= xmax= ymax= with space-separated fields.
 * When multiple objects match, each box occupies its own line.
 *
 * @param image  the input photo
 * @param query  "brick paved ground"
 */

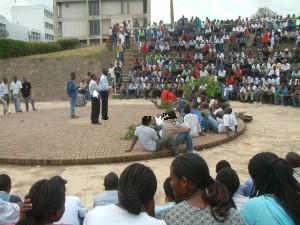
xmin=0 ymin=100 xmax=244 ymax=165
xmin=0 ymin=101 xmax=299 ymax=207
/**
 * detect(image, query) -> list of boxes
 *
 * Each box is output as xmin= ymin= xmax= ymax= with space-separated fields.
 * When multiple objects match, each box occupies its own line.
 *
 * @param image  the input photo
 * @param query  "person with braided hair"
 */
xmin=84 ymin=163 xmax=166 ymax=225
xmin=16 ymin=179 xmax=65 ymax=225
xmin=157 ymin=153 xmax=244 ymax=225
xmin=240 ymin=152 xmax=300 ymax=225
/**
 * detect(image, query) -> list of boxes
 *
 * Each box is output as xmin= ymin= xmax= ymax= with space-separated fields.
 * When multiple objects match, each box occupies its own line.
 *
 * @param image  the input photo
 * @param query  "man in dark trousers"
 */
xmin=100 ymin=69 xmax=111 ymax=120
xmin=89 ymin=74 xmax=101 ymax=125
xmin=66 ymin=72 xmax=78 ymax=118
xmin=21 ymin=78 xmax=37 ymax=112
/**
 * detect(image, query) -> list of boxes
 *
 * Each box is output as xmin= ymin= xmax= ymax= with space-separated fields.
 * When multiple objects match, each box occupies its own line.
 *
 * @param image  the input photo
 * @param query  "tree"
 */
xmin=252 ymin=7 xmax=278 ymax=20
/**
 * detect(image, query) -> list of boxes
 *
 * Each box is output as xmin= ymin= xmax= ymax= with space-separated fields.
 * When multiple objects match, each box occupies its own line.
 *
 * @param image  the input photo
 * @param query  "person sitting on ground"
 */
xmin=84 ymin=163 xmax=166 ymax=225
xmin=16 ymin=179 xmax=65 ymax=225
xmin=126 ymin=116 xmax=177 ymax=155
xmin=190 ymin=103 xmax=204 ymax=131
xmin=285 ymin=151 xmax=300 ymax=183
xmin=182 ymin=105 xmax=202 ymax=137
xmin=215 ymin=160 xmax=231 ymax=173
xmin=155 ymin=177 xmax=178 ymax=216
xmin=51 ymin=176 xmax=87 ymax=225
xmin=240 ymin=152 xmax=300 ymax=225
xmin=157 ymin=154 xmax=245 ymax=225
xmin=216 ymin=168 xmax=249 ymax=210
xmin=93 ymin=172 xmax=119 ymax=207
xmin=0 ymin=174 xmax=22 ymax=203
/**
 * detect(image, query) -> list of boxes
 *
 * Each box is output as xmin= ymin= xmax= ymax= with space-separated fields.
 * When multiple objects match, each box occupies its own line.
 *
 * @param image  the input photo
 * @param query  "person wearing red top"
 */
xmin=161 ymin=89 xmax=177 ymax=102
xmin=261 ymin=30 xmax=270 ymax=44
xmin=195 ymin=62 xmax=203 ymax=71
xmin=192 ymin=69 xmax=200 ymax=78
xmin=225 ymin=75 xmax=235 ymax=85
xmin=141 ymin=41 xmax=148 ymax=54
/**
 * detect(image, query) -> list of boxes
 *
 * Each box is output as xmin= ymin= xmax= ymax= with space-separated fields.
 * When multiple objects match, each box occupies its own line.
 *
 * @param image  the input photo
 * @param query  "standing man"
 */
xmin=3 ymin=78 xmax=9 ymax=107
xmin=0 ymin=80 xmax=11 ymax=115
xmin=66 ymin=72 xmax=78 ymax=119
xmin=10 ymin=76 xmax=22 ymax=113
xmin=21 ymin=78 xmax=37 ymax=112
xmin=89 ymin=74 xmax=101 ymax=125
xmin=100 ymin=69 xmax=111 ymax=121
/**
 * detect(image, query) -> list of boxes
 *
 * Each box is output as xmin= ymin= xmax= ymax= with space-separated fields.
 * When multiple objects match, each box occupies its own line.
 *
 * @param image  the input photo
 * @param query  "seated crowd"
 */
xmin=1 ymin=151 xmax=300 ymax=225
xmin=112 ymin=15 xmax=300 ymax=107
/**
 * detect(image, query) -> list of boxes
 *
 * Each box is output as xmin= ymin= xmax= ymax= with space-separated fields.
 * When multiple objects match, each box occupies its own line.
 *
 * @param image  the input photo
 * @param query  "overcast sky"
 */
xmin=0 ymin=0 xmax=299 ymax=22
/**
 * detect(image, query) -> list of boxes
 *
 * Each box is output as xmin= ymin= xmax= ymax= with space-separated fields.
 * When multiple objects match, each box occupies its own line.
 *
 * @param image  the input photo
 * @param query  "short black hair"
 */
xmin=164 ymin=110 xmax=177 ymax=120
xmin=141 ymin=116 xmax=152 ymax=126
xmin=163 ymin=177 xmax=174 ymax=200
xmin=0 ymin=174 xmax=11 ymax=191
xmin=286 ymin=152 xmax=300 ymax=168
xmin=216 ymin=160 xmax=231 ymax=173
xmin=50 ymin=176 xmax=67 ymax=193
xmin=216 ymin=168 xmax=240 ymax=196
xmin=104 ymin=172 xmax=119 ymax=190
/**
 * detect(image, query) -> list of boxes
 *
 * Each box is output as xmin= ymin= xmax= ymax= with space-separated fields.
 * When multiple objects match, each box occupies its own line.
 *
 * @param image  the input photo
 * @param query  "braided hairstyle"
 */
xmin=171 ymin=154 xmax=231 ymax=220
xmin=249 ymin=152 xmax=300 ymax=224
xmin=118 ymin=163 xmax=157 ymax=215
xmin=17 ymin=179 xmax=65 ymax=225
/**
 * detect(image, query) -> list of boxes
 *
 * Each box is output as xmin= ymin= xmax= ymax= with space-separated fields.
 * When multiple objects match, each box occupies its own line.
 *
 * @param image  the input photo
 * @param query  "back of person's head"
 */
xmin=171 ymin=154 xmax=231 ymax=220
xmin=104 ymin=172 xmax=119 ymax=191
xmin=183 ymin=104 xmax=191 ymax=115
xmin=49 ymin=176 xmax=67 ymax=193
xmin=191 ymin=102 xmax=199 ymax=110
xmin=249 ymin=152 xmax=300 ymax=224
xmin=216 ymin=160 xmax=231 ymax=173
xmin=118 ymin=163 xmax=157 ymax=215
xmin=216 ymin=168 xmax=240 ymax=197
xmin=163 ymin=177 xmax=175 ymax=202
xmin=164 ymin=110 xmax=177 ymax=120
xmin=17 ymin=179 xmax=65 ymax=225
xmin=285 ymin=152 xmax=300 ymax=168
xmin=0 ymin=174 xmax=11 ymax=192
xmin=141 ymin=116 xmax=152 ymax=126
xmin=224 ymin=107 xmax=232 ymax=115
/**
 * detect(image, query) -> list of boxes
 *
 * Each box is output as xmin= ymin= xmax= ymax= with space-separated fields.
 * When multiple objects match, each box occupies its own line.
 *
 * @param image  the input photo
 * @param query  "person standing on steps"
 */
xmin=100 ymin=69 xmax=111 ymax=121
xmin=89 ymin=74 xmax=101 ymax=125
xmin=66 ymin=72 xmax=79 ymax=119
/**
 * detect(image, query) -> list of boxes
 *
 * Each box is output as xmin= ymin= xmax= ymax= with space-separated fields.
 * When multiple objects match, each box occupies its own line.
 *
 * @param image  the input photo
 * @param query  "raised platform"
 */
xmin=0 ymin=102 xmax=245 ymax=165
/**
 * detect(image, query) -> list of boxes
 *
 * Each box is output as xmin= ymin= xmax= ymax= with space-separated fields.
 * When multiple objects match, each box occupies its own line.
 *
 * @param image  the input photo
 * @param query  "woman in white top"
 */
xmin=84 ymin=163 xmax=166 ymax=225
xmin=183 ymin=105 xmax=201 ymax=138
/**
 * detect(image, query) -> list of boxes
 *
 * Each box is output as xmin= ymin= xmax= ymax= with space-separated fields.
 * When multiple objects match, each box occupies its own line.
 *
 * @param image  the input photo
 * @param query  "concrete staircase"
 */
xmin=122 ymin=39 xmax=139 ymax=83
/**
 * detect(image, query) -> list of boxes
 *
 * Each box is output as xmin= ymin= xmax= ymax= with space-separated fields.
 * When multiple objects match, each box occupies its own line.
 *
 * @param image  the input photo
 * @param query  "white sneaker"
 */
xmin=4 ymin=111 xmax=11 ymax=116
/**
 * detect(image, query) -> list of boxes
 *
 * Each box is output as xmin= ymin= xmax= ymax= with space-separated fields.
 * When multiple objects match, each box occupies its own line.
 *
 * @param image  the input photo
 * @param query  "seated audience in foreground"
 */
xmin=240 ymin=152 xmax=300 ymax=225
xmin=285 ymin=151 xmax=300 ymax=183
xmin=51 ymin=176 xmax=87 ymax=225
xmin=157 ymin=154 xmax=245 ymax=225
xmin=216 ymin=168 xmax=248 ymax=210
xmin=16 ymin=179 xmax=65 ymax=225
xmin=84 ymin=163 xmax=166 ymax=225
xmin=155 ymin=177 xmax=176 ymax=215
xmin=0 ymin=174 xmax=22 ymax=203
xmin=93 ymin=172 xmax=119 ymax=207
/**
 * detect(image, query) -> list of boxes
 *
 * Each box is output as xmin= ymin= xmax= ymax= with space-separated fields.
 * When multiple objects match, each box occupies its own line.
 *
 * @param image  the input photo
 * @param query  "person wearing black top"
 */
xmin=21 ymin=78 xmax=37 ymax=112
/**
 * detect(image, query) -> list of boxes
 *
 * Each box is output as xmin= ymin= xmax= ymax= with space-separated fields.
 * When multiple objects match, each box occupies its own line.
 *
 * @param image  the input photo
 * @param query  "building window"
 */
xmin=89 ymin=20 xmax=100 ymax=36
xmin=0 ymin=23 xmax=7 ymax=38
xmin=89 ymin=1 xmax=99 ymax=16
xmin=44 ymin=9 xmax=53 ymax=19
xmin=143 ymin=0 xmax=147 ymax=13
xmin=29 ymin=31 xmax=41 ymax=42
xmin=45 ymin=22 xmax=54 ymax=30
xmin=45 ymin=33 xmax=54 ymax=40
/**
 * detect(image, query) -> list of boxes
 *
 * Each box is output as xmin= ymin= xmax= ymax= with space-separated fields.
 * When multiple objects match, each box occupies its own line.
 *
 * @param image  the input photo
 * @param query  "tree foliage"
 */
xmin=183 ymin=76 xmax=220 ymax=97
xmin=252 ymin=7 xmax=278 ymax=20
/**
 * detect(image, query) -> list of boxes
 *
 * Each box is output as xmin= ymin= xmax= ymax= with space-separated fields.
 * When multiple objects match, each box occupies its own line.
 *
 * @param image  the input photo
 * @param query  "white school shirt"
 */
xmin=0 ymin=199 xmax=20 ymax=225
xmin=0 ymin=83 xmax=5 ymax=97
xmin=10 ymin=81 xmax=22 ymax=95
xmin=218 ymin=113 xmax=238 ymax=133
xmin=184 ymin=113 xmax=201 ymax=137
xmin=55 ymin=196 xmax=87 ymax=225
xmin=84 ymin=204 xmax=166 ymax=225
xmin=99 ymin=74 xmax=110 ymax=91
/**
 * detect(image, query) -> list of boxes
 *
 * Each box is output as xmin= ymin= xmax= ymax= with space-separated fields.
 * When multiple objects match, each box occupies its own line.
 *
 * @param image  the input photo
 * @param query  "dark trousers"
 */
xmin=100 ymin=91 xmax=109 ymax=120
xmin=91 ymin=97 xmax=100 ymax=123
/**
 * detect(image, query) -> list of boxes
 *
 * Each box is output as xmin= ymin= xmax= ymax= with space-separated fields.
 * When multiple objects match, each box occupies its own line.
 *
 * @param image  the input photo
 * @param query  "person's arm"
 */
xmin=126 ymin=136 xmax=138 ymax=152
xmin=77 ymin=198 xmax=87 ymax=218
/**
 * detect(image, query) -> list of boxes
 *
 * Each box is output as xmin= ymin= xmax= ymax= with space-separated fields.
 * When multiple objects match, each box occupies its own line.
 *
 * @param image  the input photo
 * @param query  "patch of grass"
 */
xmin=121 ymin=124 xmax=137 ymax=140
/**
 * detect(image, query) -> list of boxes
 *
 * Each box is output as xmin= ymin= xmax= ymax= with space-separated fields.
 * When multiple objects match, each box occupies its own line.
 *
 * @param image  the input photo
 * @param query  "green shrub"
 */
xmin=0 ymin=39 xmax=62 ymax=58
xmin=57 ymin=38 xmax=79 ymax=50
xmin=183 ymin=76 xmax=221 ymax=97
xmin=121 ymin=124 xmax=137 ymax=140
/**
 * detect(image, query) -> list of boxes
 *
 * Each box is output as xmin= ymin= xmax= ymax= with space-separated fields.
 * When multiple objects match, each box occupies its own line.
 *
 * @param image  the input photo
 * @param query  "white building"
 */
xmin=11 ymin=5 xmax=54 ymax=42
xmin=53 ymin=0 xmax=151 ymax=44
xmin=0 ymin=15 xmax=29 ymax=41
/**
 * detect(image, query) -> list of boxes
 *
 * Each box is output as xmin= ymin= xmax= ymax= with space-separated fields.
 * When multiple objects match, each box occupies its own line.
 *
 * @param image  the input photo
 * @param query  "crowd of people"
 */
xmin=1 ymin=151 xmax=300 ymax=225
xmin=0 ymin=76 xmax=37 ymax=116
xmin=110 ymin=15 xmax=300 ymax=107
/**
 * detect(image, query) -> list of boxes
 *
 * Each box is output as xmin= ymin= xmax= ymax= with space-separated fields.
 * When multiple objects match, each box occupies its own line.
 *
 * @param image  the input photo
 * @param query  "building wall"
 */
xmin=60 ymin=2 xmax=86 ymax=18
xmin=128 ymin=0 xmax=143 ymax=14
xmin=0 ymin=15 xmax=29 ymax=41
xmin=101 ymin=1 xmax=121 ymax=16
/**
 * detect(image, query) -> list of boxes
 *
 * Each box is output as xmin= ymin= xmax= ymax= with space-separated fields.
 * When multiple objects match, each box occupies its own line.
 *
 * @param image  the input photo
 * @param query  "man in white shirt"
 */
xmin=89 ymin=74 xmax=101 ymax=125
xmin=0 ymin=80 xmax=11 ymax=115
xmin=93 ymin=172 xmax=119 ymax=207
xmin=10 ymin=76 xmax=23 ymax=112
xmin=99 ymin=69 xmax=111 ymax=121
xmin=51 ymin=176 xmax=87 ymax=225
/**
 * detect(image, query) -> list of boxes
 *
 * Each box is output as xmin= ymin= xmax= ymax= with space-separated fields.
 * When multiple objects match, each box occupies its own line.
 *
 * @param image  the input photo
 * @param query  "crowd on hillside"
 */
xmin=108 ymin=15 xmax=300 ymax=107
xmin=0 ymin=76 xmax=37 ymax=116
xmin=1 ymin=151 xmax=300 ymax=225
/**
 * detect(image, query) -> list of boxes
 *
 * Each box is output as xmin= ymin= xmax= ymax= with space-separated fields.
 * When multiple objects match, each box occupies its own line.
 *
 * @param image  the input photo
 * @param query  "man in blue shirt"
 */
xmin=275 ymin=82 xmax=289 ymax=105
xmin=100 ymin=69 xmax=111 ymax=120
xmin=66 ymin=72 xmax=78 ymax=118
